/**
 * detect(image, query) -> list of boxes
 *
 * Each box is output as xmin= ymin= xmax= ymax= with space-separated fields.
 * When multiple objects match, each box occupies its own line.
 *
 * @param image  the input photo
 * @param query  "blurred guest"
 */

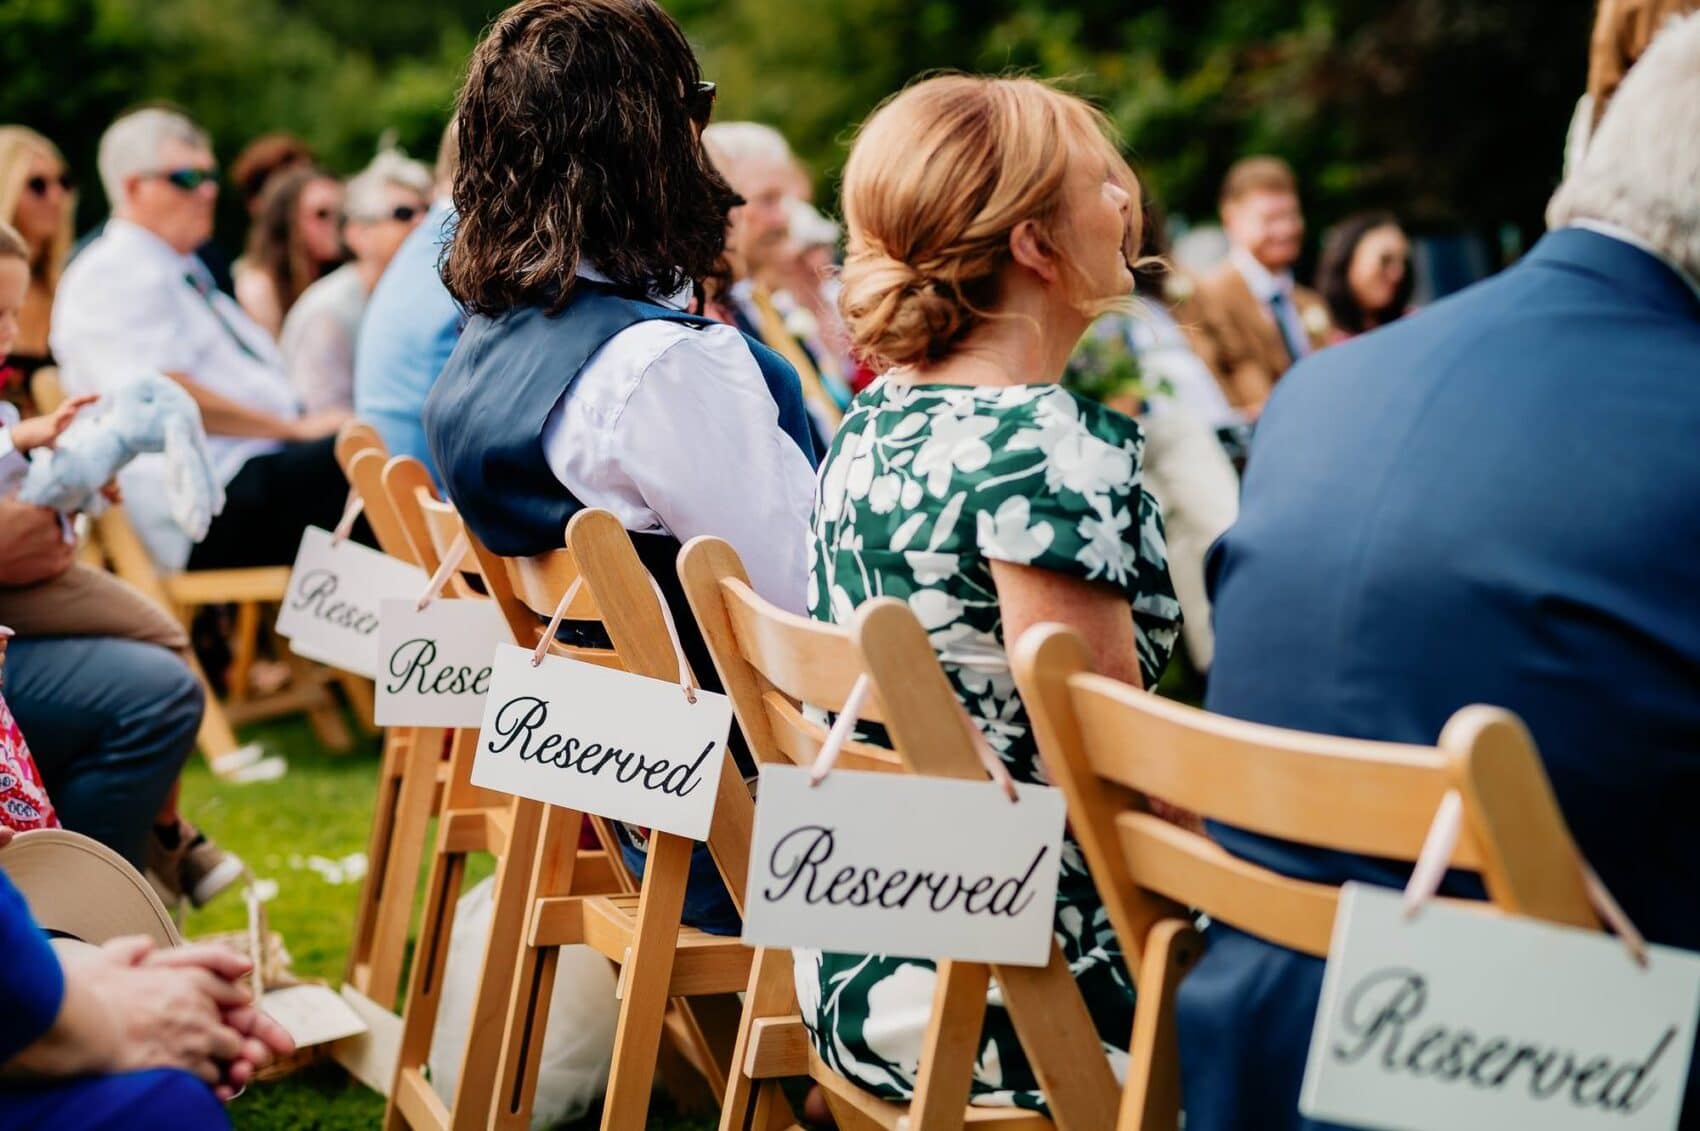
xmin=353 ymin=124 xmax=463 ymax=476
xmin=281 ymin=150 xmax=430 ymax=413
xmin=1177 ymin=156 xmax=1330 ymax=420
xmin=236 ymin=166 xmax=345 ymax=338
xmin=768 ymin=199 xmax=856 ymax=396
xmin=1076 ymin=193 xmax=1239 ymax=672
xmin=703 ymin=121 xmax=843 ymax=444
xmin=227 ymin=132 xmax=314 ymax=220
xmin=52 ymin=108 xmax=352 ymax=572
xmin=1192 ymin=16 xmax=1700 ymax=1128
xmin=0 ymin=128 xmax=74 ymax=401
xmin=1315 ymin=210 xmax=1414 ymax=341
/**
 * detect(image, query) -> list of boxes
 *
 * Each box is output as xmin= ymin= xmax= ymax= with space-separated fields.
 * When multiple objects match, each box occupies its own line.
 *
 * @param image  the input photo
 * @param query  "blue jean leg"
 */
xmin=0 ymin=1067 xmax=228 ymax=1130
xmin=5 ymin=637 xmax=203 ymax=868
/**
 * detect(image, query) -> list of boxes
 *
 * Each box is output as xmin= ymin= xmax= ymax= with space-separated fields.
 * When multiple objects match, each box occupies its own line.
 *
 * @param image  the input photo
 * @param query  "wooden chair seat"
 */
xmin=529 ymin=891 xmax=754 ymax=997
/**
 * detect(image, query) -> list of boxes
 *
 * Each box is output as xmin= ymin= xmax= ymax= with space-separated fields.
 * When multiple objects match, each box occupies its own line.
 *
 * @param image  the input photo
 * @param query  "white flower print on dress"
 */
xmin=976 ymin=496 xmax=1054 ymax=564
xmin=1075 ymin=502 xmax=1139 ymax=585
xmin=913 ymin=412 xmax=997 ymax=496
xmin=867 ymin=473 xmax=902 ymax=514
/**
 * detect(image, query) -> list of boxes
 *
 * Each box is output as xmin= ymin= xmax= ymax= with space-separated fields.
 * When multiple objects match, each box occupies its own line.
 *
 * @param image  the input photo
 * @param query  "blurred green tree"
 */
xmin=0 ymin=0 xmax=1599 ymax=257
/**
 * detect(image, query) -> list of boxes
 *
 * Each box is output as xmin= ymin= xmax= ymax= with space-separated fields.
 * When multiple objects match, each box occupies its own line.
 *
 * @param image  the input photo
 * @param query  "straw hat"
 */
xmin=0 ymin=828 xmax=182 ymax=948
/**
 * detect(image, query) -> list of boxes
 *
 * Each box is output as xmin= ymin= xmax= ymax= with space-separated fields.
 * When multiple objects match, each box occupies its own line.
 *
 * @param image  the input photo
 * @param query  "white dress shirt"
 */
xmin=540 ymin=266 xmax=817 ymax=614
xmin=51 ymin=219 xmax=302 ymax=569
xmin=1231 ymin=245 xmax=1312 ymax=361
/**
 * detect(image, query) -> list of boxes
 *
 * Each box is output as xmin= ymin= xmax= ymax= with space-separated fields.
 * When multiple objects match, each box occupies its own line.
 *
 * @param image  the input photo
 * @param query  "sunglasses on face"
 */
xmin=145 ymin=167 xmax=219 ymax=192
xmin=688 ymin=80 xmax=718 ymax=127
xmin=25 ymin=173 xmax=73 ymax=197
xmin=348 ymin=204 xmax=423 ymax=225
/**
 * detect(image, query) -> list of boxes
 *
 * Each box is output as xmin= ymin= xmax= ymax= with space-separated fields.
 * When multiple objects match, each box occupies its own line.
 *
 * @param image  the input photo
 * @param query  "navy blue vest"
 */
xmin=425 ymin=281 xmax=818 ymax=560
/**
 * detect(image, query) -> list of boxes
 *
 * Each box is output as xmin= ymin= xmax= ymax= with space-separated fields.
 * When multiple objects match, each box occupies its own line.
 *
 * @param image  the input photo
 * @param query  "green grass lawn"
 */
xmin=177 ymin=713 xmax=714 ymax=1130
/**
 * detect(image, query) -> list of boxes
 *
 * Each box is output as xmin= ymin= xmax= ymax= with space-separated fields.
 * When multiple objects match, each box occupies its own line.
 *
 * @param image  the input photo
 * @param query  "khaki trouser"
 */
xmin=0 ymin=564 xmax=189 ymax=657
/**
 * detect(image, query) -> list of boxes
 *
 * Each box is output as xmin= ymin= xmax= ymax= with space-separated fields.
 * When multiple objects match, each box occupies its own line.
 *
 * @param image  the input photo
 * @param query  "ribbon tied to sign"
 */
xmin=1400 ymin=788 xmax=1649 ymax=966
xmin=809 ymin=672 xmax=1020 ymax=803
xmin=330 ymin=489 xmax=364 ymax=546
xmin=414 ymin=533 xmax=469 ymax=610
xmin=525 ymin=570 xmax=697 ymax=705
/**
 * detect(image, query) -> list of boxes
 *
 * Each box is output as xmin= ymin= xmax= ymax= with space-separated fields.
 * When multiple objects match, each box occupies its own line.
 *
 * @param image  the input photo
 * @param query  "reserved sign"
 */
xmin=374 ymin=598 xmax=507 ymax=728
xmin=741 ymin=765 xmax=1067 ymax=967
xmin=1301 ymin=883 xmax=1700 ymax=1131
xmin=275 ymin=527 xmax=426 ymax=678
xmin=471 ymin=643 xmax=731 ymax=841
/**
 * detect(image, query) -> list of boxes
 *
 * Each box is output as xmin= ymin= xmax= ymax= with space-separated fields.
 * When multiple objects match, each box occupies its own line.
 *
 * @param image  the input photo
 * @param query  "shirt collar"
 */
xmin=1569 ymin=220 xmax=1700 ymax=308
xmin=106 ymin=217 xmax=202 ymax=274
xmin=1230 ymin=245 xmax=1293 ymax=303
xmin=575 ymin=261 xmax=692 ymax=311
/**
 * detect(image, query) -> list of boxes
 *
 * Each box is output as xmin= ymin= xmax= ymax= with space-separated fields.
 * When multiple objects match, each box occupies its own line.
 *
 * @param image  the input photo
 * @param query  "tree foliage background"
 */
xmin=0 ymin=0 xmax=1596 ymax=253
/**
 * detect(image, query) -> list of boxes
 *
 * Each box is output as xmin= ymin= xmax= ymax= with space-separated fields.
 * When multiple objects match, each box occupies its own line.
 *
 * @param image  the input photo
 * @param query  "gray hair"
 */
xmin=1548 ymin=11 xmax=1700 ymax=281
xmin=344 ymin=149 xmax=433 ymax=222
xmin=97 ymin=108 xmax=210 ymax=209
xmin=701 ymin=121 xmax=793 ymax=179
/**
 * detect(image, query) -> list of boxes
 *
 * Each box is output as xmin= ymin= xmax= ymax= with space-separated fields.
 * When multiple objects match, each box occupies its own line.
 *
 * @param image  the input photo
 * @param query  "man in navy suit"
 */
xmin=1184 ymin=15 xmax=1700 ymax=1130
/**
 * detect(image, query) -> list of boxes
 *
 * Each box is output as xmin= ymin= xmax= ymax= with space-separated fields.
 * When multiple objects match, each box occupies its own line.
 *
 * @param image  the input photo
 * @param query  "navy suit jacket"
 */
xmin=1189 ymin=228 xmax=1700 ymax=1130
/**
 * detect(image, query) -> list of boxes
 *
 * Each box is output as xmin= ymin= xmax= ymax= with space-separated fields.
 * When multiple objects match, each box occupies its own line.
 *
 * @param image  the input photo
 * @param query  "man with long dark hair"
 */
xmin=424 ymin=0 xmax=818 ymax=948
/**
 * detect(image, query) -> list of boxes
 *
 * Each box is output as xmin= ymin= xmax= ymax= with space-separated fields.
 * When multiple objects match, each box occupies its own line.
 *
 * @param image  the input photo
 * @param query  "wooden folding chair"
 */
xmin=1011 ymin=624 xmax=1604 ymax=1130
xmin=28 ymin=367 xmax=359 ymax=770
xmin=677 ymin=536 xmax=1122 ymax=1131
xmin=457 ymin=507 xmax=756 ymax=1131
xmin=335 ymin=436 xmax=439 ymax=1016
xmin=386 ymin=502 xmax=731 ymax=1130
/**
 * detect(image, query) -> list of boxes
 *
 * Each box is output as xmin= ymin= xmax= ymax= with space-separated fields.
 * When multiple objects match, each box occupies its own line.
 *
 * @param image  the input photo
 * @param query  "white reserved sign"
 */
xmin=275 ymin=527 xmax=426 ymax=678
xmin=1301 ymin=883 xmax=1700 ymax=1131
xmin=741 ymin=765 xmax=1067 ymax=968
xmin=471 ymin=643 xmax=731 ymax=840
xmin=374 ymin=598 xmax=507 ymax=727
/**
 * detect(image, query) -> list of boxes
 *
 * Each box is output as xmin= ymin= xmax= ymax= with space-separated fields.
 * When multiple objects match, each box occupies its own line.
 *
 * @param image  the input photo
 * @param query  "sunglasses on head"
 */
xmin=687 ymin=80 xmax=718 ymax=127
xmin=146 ymin=167 xmax=219 ymax=192
xmin=25 ymin=173 xmax=73 ymax=197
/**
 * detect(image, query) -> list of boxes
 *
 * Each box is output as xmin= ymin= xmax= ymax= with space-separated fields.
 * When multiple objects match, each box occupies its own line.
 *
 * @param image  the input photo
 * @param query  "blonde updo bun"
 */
xmin=838 ymin=74 xmax=1134 ymax=373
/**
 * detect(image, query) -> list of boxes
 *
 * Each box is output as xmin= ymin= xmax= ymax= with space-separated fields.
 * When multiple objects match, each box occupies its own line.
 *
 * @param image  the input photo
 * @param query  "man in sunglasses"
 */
xmin=279 ymin=150 xmax=432 ymax=415
xmin=52 ymin=107 xmax=358 ymax=576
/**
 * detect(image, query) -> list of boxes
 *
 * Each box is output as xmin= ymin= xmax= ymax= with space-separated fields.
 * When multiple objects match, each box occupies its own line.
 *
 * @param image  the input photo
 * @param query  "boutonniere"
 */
xmin=1302 ymin=302 xmax=1331 ymax=340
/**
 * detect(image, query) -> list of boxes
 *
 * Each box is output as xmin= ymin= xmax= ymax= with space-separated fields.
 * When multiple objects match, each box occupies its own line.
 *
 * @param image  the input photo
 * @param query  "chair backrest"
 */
xmin=461 ymin=510 xmax=609 ymax=668
xmin=379 ymin=456 xmax=483 ymax=601
xmin=1013 ymin=624 xmax=1601 ymax=961
xmin=343 ymin=447 xmax=418 ymax=565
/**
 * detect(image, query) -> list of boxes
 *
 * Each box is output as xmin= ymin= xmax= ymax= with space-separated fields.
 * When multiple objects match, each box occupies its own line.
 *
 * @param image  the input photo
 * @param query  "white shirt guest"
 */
xmin=541 ymin=264 xmax=815 ymax=613
xmin=52 ymin=108 xmax=353 ymax=571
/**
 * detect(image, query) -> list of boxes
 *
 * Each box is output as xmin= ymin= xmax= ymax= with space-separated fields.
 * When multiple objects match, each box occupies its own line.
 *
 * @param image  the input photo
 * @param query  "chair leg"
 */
xmin=285 ymin=646 xmax=354 ymax=752
xmin=656 ymin=1006 xmax=721 ymax=1115
xmin=669 ymin=993 xmax=744 ymax=1107
xmin=385 ymin=839 xmax=469 ymax=1130
xmin=447 ymin=799 xmax=547 ymax=1131
xmin=718 ymin=947 xmax=800 ymax=1131
xmin=599 ymin=831 xmax=695 ymax=1131
xmin=995 ymin=944 xmax=1122 ymax=1131
xmin=346 ymin=726 xmax=412 ymax=996
xmin=906 ymin=960 xmax=990 ymax=1129
xmin=1120 ymin=919 xmax=1202 ymax=1131
xmin=351 ymin=726 xmax=440 ymax=1012
xmin=487 ymin=805 xmax=586 ymax=1131
xmin=228 ymin=600 xmax=260 ymax=704
xmin=187 ymin=649 xmax=247 ymax=769
xmin=338 ymin=672 xmax=378 ymax=734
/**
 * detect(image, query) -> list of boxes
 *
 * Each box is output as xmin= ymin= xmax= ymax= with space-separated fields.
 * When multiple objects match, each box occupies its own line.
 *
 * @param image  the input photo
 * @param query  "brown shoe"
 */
xmin=148 ymin=818 xmax=245 ymax=908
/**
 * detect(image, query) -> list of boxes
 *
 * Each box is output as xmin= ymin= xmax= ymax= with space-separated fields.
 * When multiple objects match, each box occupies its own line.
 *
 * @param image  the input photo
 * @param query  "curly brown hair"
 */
xmin=445 ymin=0 xmax=739 ymax=316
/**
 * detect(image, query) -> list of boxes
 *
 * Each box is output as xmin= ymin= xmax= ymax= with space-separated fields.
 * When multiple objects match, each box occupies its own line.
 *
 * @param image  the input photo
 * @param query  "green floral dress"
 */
xmin=800 ymin=378 xmax=1182 ymax=1110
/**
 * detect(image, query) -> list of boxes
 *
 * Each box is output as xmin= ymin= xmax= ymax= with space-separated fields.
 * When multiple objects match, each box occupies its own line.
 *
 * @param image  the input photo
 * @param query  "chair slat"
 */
xmin=1069 ymin=674 xmax=1484 ymax=870
xmin=763 ymin=694 xmax=905 ymax=774
xmin=721 ymin=578 xmax=886 ymax=722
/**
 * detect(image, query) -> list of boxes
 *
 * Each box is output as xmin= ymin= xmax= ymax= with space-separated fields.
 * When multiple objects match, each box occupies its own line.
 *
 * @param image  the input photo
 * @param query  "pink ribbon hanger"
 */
xmin=330 ymin=491 xmax=364 ymax=546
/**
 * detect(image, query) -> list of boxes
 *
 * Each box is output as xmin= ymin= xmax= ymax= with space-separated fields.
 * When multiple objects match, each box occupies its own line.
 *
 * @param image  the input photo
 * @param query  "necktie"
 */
xmin=750 ymin=285 xmax=842 ymax=429
xmin=1268 ymin=289 xmax=1309 ymax=365
xmin=183 ymin=271 xmax=264 ymax=363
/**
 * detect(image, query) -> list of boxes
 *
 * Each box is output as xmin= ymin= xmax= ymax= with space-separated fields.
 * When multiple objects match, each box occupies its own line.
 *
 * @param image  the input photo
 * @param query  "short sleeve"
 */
xmin=973 ymin=387 xmax=1182 ymax=683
